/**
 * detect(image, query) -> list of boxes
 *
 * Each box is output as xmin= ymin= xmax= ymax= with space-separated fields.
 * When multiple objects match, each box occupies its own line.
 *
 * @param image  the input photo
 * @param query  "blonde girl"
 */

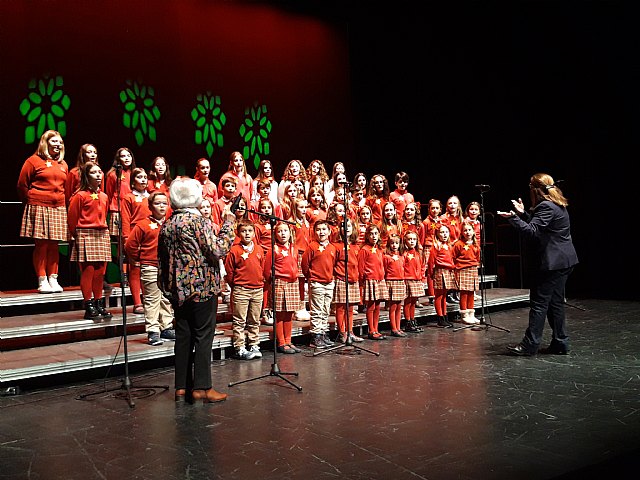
xmin=452 ymin=222 xmax=481 ymax=325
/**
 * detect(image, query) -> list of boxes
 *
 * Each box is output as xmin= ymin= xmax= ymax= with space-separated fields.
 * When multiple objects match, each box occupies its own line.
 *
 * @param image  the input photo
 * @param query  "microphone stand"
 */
xmin=315 ymin=182 xmax=379 ymax=357
xmin=453 ymin=185 xmax=510 ymax=333
xmin=229 ymin=208 xmax=302 ymax=391
xmin=77 ymin=163 xmax=169 ymax=407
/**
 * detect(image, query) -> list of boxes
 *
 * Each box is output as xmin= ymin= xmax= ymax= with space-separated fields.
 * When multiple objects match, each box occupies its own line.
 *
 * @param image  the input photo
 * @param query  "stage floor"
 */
xmin=1 ymin=298 xmax=640 ymax=480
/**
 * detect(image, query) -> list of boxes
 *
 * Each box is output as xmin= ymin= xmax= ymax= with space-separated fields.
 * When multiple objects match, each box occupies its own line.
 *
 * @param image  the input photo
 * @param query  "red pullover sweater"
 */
xmin=383 ymin=252 xmax=405 ymax=281
xmin=121 ymin=192 xmax=151 ymax=238
xmin=357 ymin=244 xmax=384 ymax=282
xmin=265 ymin=243 xmax=298 ymax=282
xmin=302 ymin=241 xmax=337 ymax=283
xmin=403 ymin=248 xmax=423 ymax=280
xmin=17 ymin=154 xmax=68 ymax=207
xmin=125 ymin=217 xmax=164 ymax=267
xmin=105 ymin=169 xmax=132 ymax=212
xmin=427 ymin=243 xmax=455 ymax=276
xmin=67 ymin=190 xmax=109 ymax=237
xmin=334 ymin=243 xmax=360 ymax=283
xmin=224 ymin=242 xmax=266 ymax=289
xmin=452 ymin=240 xmax=480 ymax=269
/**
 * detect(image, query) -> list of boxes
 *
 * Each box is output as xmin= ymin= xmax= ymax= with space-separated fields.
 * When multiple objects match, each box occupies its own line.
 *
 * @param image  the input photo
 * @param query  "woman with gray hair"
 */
xmin=158 ymin=176 xmax=240 ymax=404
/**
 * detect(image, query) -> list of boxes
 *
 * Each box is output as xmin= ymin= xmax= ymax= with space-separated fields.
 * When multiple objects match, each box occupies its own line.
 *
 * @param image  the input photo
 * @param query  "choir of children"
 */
xmin=20 ymin=137 xmax=486 ymax=353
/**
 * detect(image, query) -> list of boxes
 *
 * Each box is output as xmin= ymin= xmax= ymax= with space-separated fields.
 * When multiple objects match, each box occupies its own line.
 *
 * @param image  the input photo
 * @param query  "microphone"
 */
xmin=114 ymin=164 xmax=123 ymax=172
xmin=338 ymin=181 xmax=352 ymax=186
xmin=475 ymin=184 xmax=490 ymax=189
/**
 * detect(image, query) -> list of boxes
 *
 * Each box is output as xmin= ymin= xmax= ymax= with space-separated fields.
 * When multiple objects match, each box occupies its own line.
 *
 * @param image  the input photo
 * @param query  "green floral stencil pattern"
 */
xmin=119 ymin=79 xmax=161 ymax=146
xmin=191 ymin=92 xmax=226 ymax=158
xmin=18 ymin=75 xmax=71 ymax=144
xmin=239 ymin=102 xmax=272 ymax=169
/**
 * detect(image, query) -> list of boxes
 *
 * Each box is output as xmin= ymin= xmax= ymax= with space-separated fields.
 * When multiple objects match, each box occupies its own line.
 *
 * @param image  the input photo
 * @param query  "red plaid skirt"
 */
xmin=433 ymin=267 xmax=457 ymax=290
xmin=108 ymin=212 xmax=120 ymax=236
xmin=20 ymin=204 xmax=68 ymax=241
xmin=405 ymin=279 xmax=424 ymax=298
xmin=333 ymin=278 xmax=360 ymax=305
xmin=70 ymin=228 xmax=112 ymax=262
xmin=272 ymin=278 xmax=301 ymax=312
xmin=386 ymin=279 xmax=407 ymax=301
xmin=362 ymin=278 xmax=389 ymax=302
xmin=456 ymin=267 xmax=478 ymax=291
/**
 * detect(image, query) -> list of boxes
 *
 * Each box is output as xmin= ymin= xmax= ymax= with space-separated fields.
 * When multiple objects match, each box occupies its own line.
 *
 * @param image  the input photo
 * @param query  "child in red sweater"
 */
xmin=383 ymin=233 xmax=407 ymax=337
xmin=302 ymin=220 xmax=337 ymax=349
xmin=333 ymin=218 xmax=363 ymax=343
xmin=121 ymin=167 xmax=150 ymax=315
xmin=452 ymin=222 xmax=481 ymax=325
xmin=265 ymin=221 xmax=302 ymax=354
xmin=357 ymin=224 xmax=388 ymax=340
xmin=105 ymin=147 xmax=135 ymax=238
xmin=68 ymin=161 xmax=112 ymax=320
xmin=125 ymin=191 xmax=176 ymax=345
xmin=17 ymin=130 xmax=69 ymax=293
xmin=224 ymin=219 xmax=266 ymax=360
xmin=427 ymin=224 xmax=456 ymax=328
xmin=290 ymin=198 xmax=311 ymax=319
xmin=389 ymin=171 xmax=415 ymax=220
xmin=402 ymin=231 xmax=424 ymax=333
xmin=421 ymin=198 xmax=443 ymax=303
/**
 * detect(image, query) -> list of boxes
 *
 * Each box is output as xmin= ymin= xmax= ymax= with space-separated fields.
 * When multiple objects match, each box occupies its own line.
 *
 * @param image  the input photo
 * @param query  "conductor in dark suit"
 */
xmin=498 ymin=173 xmax=579 ymax=356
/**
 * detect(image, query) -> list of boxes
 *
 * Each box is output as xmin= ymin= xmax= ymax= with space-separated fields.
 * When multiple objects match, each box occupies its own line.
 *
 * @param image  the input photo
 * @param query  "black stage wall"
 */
xmin=1 ymin=1 xmax=636 ymax=300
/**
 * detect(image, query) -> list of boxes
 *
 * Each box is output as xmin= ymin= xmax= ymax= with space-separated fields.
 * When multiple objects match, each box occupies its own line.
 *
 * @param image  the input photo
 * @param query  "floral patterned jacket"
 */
xmin=158 ymin=209 xmax=234 ymax=306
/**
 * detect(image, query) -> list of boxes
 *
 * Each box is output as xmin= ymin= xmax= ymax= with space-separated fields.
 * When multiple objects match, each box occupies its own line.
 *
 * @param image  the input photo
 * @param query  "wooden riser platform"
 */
xmin=1 ymin=287 xmax=528 ymax=387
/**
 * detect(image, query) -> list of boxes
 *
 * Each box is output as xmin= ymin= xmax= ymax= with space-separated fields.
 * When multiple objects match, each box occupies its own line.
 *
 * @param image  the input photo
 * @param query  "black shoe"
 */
xmin=322 ymin=333 xmax=334 ymax=346
xmin=506 ymin=343 xmax=536 ymax=356
xmin=404 ymin=321 xmax=419 ymax=333
xmin=310 ymin=334 xmax=327 ymax=349
xmin=446 ymin=292 xmax=459 ymax=304
xmin=539 ymin=343 xmax=569 ymax=355
xmin=437 ymin=316 xmax=452 ymax=328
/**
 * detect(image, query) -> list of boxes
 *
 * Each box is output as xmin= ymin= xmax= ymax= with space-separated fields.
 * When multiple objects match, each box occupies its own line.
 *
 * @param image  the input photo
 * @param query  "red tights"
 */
xmin=128 ymin=263 xmax=142 ymax=305
xmin=365 ymin=300 xmax=381 ymax=334
xmin=434 ymin=288 xmax=448 ymax=316
xmin=335 ymin=304 xmax=356 ymax=334
xmin=33 ymin=239 xmax=59 ymax=277
xmin=459 ymin=290 xmax=474 ymax=310
xmin=275 ymin=311 xmax=293 ymax=347
xmin=403 ymin=297 xmax=417 ymax=321
xmin=80 ymin=262 xmax=106 ymax=301
xmin=388 ymin=301 xmax=402 ymax=332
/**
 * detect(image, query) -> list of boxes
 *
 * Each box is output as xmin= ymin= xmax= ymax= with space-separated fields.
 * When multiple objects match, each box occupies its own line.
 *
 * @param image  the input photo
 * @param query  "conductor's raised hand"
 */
xmin=511 ymin=198 xmax=525 ymax=214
